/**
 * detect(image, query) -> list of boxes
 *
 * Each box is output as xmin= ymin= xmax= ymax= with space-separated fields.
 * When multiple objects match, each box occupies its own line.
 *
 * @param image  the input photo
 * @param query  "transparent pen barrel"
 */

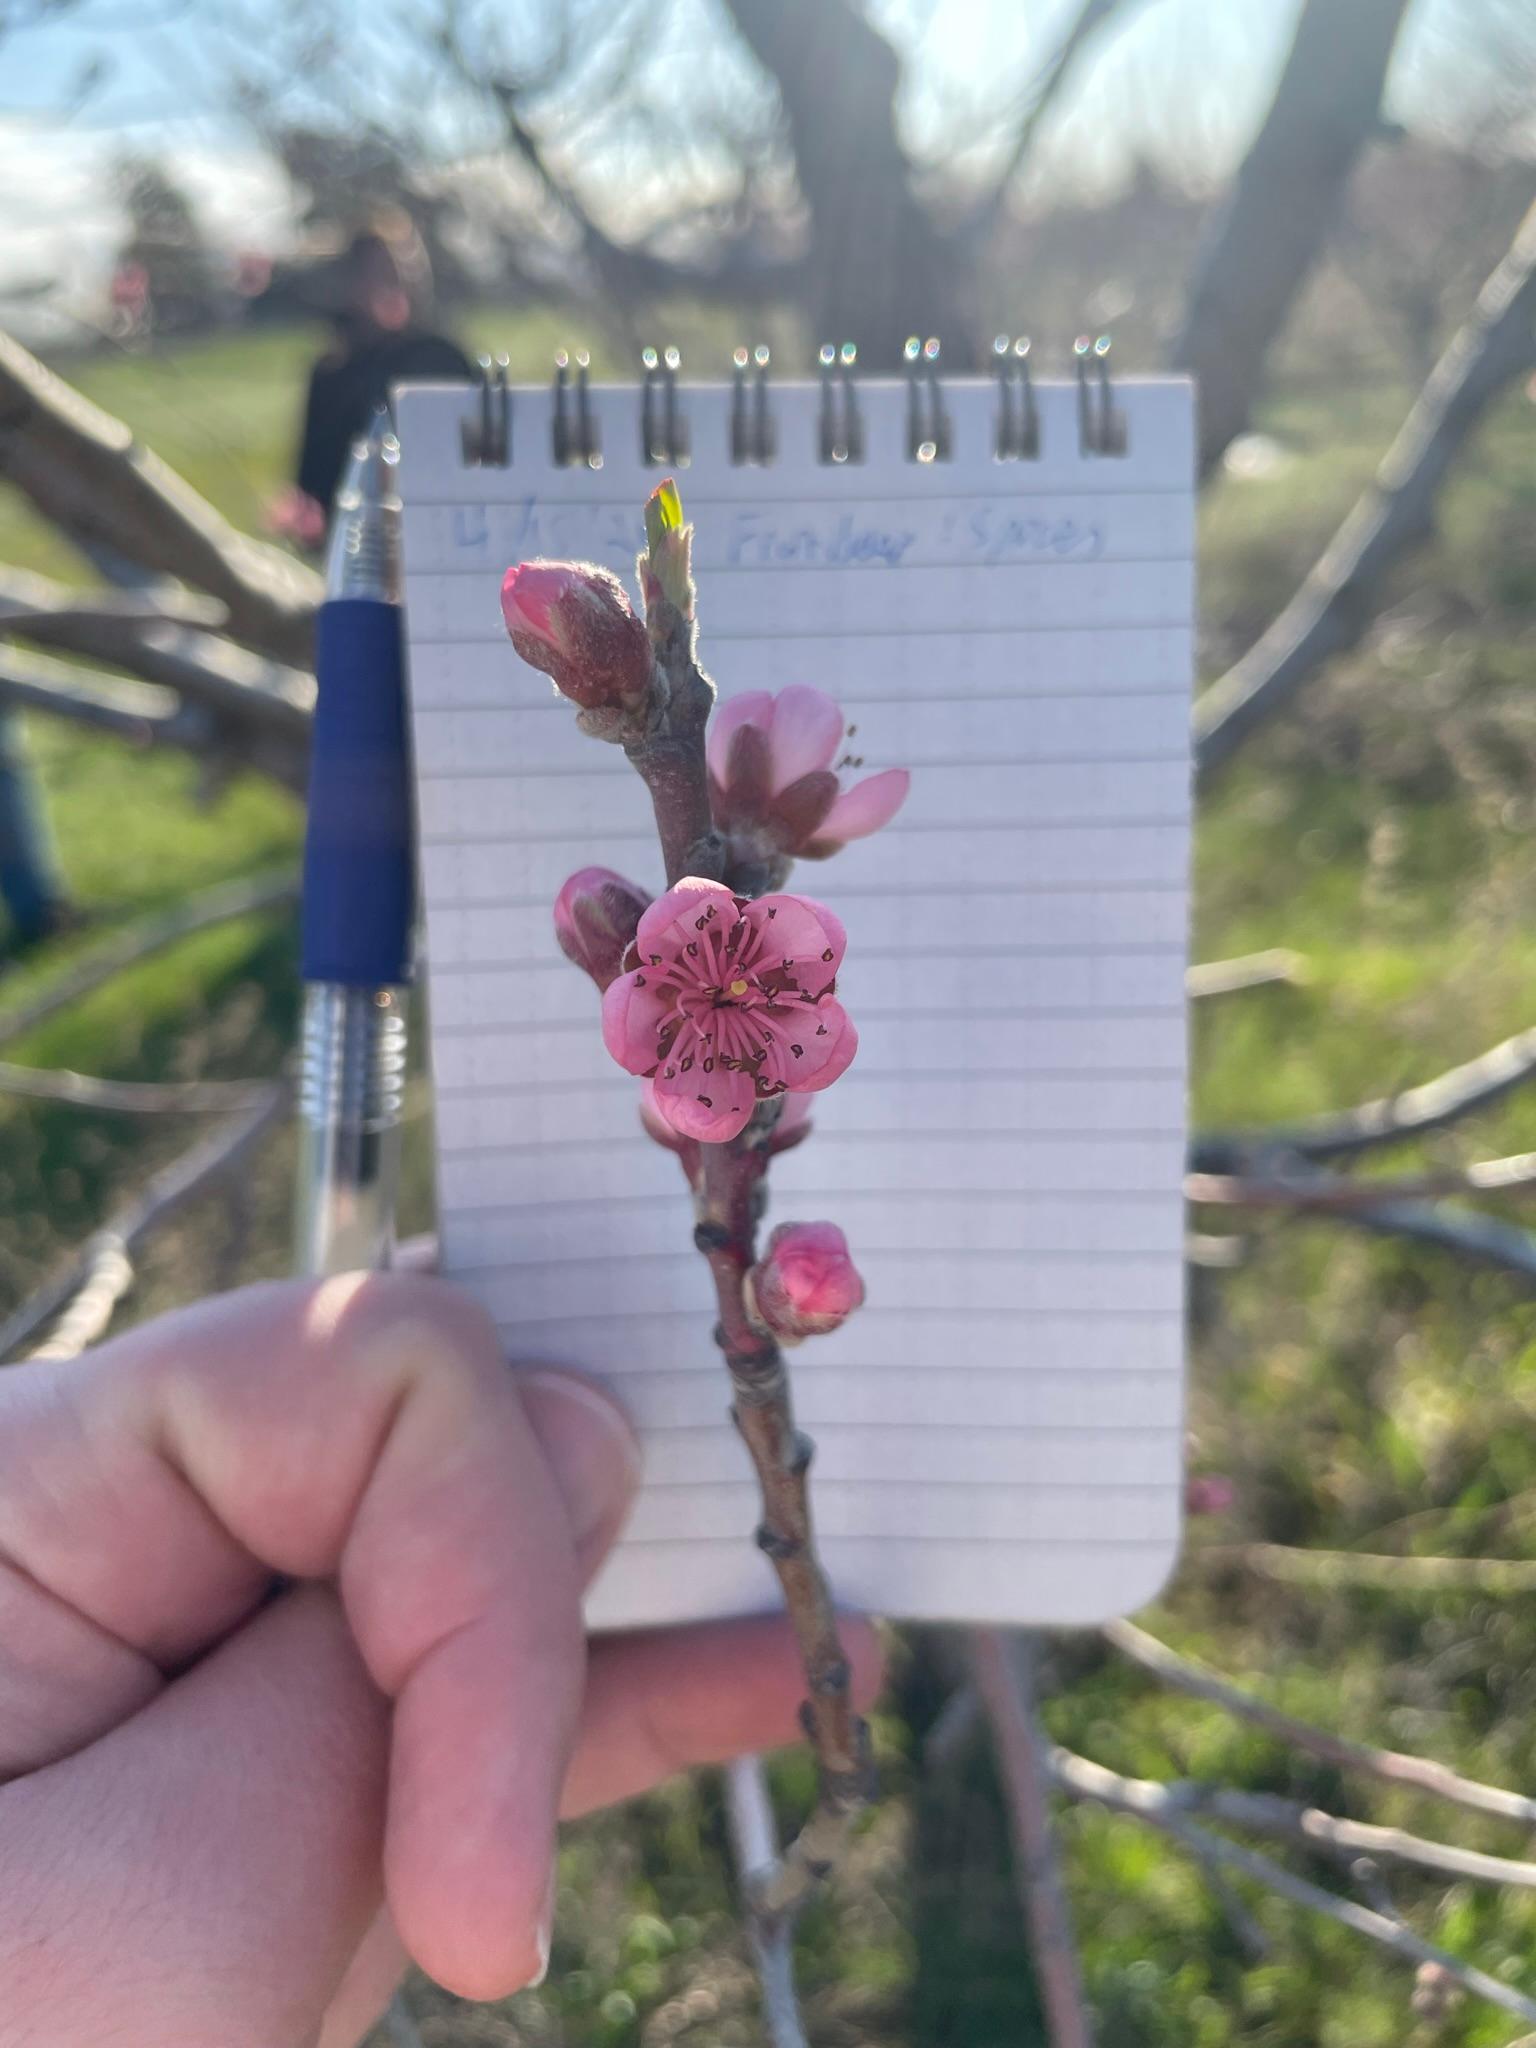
xmin=294 ymin=985 xmax=408 ymax=1276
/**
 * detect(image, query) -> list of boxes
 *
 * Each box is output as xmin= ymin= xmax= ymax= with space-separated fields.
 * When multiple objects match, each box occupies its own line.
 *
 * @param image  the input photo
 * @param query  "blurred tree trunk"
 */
xmin=720 ymin=0 xmax=973 ymax=367
xmin=1174 ymin=0 xmax=1413 ymax=477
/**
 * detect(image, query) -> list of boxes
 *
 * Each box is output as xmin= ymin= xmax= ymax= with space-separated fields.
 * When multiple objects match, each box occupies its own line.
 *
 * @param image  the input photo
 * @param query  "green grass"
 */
xmin=5 ymin=319 xmax=1536 ymax=2044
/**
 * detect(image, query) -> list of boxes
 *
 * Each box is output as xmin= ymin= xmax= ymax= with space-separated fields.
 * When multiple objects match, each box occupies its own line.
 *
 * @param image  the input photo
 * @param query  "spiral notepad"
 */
xmin=395 ymin=350 xmax=1194 ymax=1632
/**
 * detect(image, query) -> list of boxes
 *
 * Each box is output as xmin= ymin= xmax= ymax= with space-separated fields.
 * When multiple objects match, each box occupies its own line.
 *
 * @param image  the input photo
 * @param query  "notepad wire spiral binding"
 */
xmin=456 ymin=334 xmax=1132 ymax=468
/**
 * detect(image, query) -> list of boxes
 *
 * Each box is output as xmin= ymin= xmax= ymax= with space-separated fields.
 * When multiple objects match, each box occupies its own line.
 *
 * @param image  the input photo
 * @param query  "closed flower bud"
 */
xmin=747 ymin=1220 xmax=864 ymax=1343
xmin=502 ymin=561 xmax=653 ymax=714
xmin=553 ymin=868 xmax=651 ymax=992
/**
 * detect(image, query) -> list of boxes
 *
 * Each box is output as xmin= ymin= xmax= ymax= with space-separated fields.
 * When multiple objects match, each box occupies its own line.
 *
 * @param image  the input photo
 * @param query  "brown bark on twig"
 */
xmin=1174 ymin=0 xmax=1413 ymax=478
xmin=696 ymin=1129 xmax=872 ymax=1921
xmin=0 ymin=331 xmax=319 ymax=666
xmin=1195 ymin=195 xmax=1536 ymax=777
xmin=972 ymin=1630 xmax=1095 ymax=2048
xmin=618 ymin=523 xmax=872 ymax=1949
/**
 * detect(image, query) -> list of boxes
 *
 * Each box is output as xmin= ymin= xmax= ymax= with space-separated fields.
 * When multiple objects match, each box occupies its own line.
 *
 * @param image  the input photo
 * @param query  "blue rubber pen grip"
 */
xmin=301 ymin=599 xmax=416 ymax=986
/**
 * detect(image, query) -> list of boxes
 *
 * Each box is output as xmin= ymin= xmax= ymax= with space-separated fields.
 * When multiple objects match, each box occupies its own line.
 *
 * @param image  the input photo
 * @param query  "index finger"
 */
xmin=0 ymin=1273 xmax=591 ymax=1998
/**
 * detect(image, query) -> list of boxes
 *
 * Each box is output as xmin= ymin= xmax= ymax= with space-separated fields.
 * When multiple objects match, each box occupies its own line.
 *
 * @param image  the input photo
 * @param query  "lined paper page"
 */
xmin=396 ymin=376 xmax=1194 ymax=1630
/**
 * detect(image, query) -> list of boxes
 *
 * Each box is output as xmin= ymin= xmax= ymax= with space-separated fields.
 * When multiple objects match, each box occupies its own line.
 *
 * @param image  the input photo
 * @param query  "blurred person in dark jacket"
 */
xmin=0 ymin=714 xmax=77 ymax=960
xmin=270 ymin=211 xmax=474 ymax=549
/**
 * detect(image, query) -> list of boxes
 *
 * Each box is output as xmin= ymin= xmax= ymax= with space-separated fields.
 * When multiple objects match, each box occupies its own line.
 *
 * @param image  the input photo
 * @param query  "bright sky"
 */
xmin=0 ymin=0 xmax=1517 ymax=335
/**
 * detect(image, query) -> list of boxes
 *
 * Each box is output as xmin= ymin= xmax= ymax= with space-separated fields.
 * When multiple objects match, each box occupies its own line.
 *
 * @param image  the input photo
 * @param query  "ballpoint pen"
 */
xmin=294 ymin=415 xmax=416 ymax=1277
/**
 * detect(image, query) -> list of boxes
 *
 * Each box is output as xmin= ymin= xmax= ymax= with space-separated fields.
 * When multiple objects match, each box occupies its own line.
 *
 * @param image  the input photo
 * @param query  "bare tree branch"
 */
xmin=6 ymin=1084 xmax=287 ymax=1362
xmin=1236 ymin=1544 xmax=1536 ymax=1597
xmin=0 ymin=869 xmax=298 ymax=1051
xmin=0 ymin=328 xmax=319 ymax=665
xmin=1195 ymin=195 xmax=1536 ymax=778
xmin=1187 ymin=1152 xmax=1536 ymax=1211
xmin=1187 ymin=949 xmax=1308 ymax=999
xmin=0 ymin=642 xmax=208 ymax=750
xmin=724 ymin=1757 xmax=811 ymax=2048
xmin=1174 ymin=0 xmax=1414 ymax=477
xmin=0 ymin=1061 xmax=274 ymax=1113
xmin=967 ymin=0 xmax=1148 ymax=238
xmin=1091 ymin=1775 xmax=1536 ymax=1893
xmin=1191 ymin=1025 xmax=1536 ymax=1172
xmin=1048 ymin=1747 xmax=1536 ymax=2026
xmin=719 ymin=0 xmax=972 ymax=361
xmin=1 ymin=564 xmax=312 ymax=790
xmin=1104 ymin=1620 xmax=1536 ymax=1828
xmin=972 ymin=1630 xmax=1095 ymax=2048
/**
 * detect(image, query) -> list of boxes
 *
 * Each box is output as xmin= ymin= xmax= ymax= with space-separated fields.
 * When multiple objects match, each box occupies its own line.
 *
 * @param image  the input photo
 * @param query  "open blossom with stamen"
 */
xmin=602 ymin=876 xmax=857 ymax=1143
xmin=707 ymin=684 xmax=909 ymax=859
xmin=748 ymin=1220 xmax=865 ymax=1342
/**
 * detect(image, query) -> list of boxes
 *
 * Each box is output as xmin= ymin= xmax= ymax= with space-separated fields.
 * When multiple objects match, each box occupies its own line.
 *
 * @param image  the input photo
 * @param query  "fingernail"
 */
xmin=519 ymin=1370 xmax=641 ymax=1551
xmin=529 ymin=1862 xmax=558 ymax=1988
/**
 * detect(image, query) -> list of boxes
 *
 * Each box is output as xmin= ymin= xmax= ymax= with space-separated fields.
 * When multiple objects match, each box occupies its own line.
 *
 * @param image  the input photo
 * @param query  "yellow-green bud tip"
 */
xmin=645 ymin=477 xmax=684 ymax=547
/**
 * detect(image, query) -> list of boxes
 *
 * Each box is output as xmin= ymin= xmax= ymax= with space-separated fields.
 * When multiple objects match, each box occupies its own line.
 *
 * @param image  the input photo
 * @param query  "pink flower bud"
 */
xmin=1184 ymin=1474 xmax=1235 ymax=1517
xmin=553 ymin=868 xmax=651 ymax=992
xmin=502 ymin=560 xmax=653 ymax=713
xmin=748 ymin=1220 xmax=864 ymax=1343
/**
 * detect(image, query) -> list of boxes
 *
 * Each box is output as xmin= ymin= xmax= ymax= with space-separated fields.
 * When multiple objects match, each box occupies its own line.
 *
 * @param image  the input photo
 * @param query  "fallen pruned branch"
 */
xmin=972 ymin=1630 xmax=1094 ymax=2048
xmin=1234 ymin=1026 xmax=1536 ymax=1166
xmin=0 ymin=565 xmax=312 ymax=790
xmin=0 ymin=642 xmax=205 ymax=751
xmin=1104 ymin=1619 xmax=1536 ymax=1828
xmin=0 ymin=868 xmax=298 ymax=1051
xmin=1187 ymin=1151 xmax=1536 ymax=1211
xmin=5 ymin=1082 xmax=287 ymax=1362
xmin=1048 ymin=1746 xmax=1536 ymax=2026
xmin=0 ymin=328 xmax=319 ymax=666
xmin=1187 ymin=949 xmax=1308 ymax=999
xmin=0 ymin=1061 xmax=274 ymax=1114
xmin=1236 ymin=1545 xmax=1536 ymax=1597
xmin=725 ymin=1757 xmax=810 ymax=2048
xmin=1195 ymin=195 xmax=1536 ymax=779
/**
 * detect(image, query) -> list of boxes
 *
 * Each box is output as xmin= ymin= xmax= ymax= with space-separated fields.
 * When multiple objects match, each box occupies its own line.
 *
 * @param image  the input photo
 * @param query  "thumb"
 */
xmin=517 ymin=1370 xmax=641 ymax=1584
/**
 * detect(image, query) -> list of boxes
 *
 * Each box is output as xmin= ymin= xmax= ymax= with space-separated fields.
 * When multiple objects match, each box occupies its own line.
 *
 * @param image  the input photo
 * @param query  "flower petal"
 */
xmin=650 ymin=1057 xmax=757 ymax=1142
xmin=633 ymin=876 xmax=737 ymax=963
xmin=813 ymin=768 xmax=910 ymax=847
xmin=772 ymin=998 xmax=857 ymax=1095
xmin=600 ymin=965 xmax=672 ymax=1075
xmin=766 ymin=686 xmax=845 ymax=792
xmin=742 ymin=892 xmax=847 ymax=986
xmin=706 ymin=691 xmax=774 ymax=784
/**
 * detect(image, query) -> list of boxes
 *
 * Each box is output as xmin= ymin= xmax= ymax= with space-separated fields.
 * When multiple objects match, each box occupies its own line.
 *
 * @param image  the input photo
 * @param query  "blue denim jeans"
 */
xmin=0 ymin=711 xmax=65 ymax=940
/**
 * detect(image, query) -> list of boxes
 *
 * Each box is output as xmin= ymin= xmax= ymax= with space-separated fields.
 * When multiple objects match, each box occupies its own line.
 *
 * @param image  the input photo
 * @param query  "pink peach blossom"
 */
xmin=501 ymin=560 xmax=652 ymax=711
xmin=553 ymin=867 xmax=651 ymax=992
xmin=749 ymin=1220 xmax=865 ymax=1341
xmin=602 ymin=876 xmax=857 ymax=1143
xmin=706 ymin=684 xmax=909 ymax=858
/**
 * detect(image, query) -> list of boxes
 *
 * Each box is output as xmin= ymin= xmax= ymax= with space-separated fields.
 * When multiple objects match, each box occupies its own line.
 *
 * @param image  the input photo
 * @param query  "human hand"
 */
xmin=0 ymin=1273 xmax=880 ymax=2046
